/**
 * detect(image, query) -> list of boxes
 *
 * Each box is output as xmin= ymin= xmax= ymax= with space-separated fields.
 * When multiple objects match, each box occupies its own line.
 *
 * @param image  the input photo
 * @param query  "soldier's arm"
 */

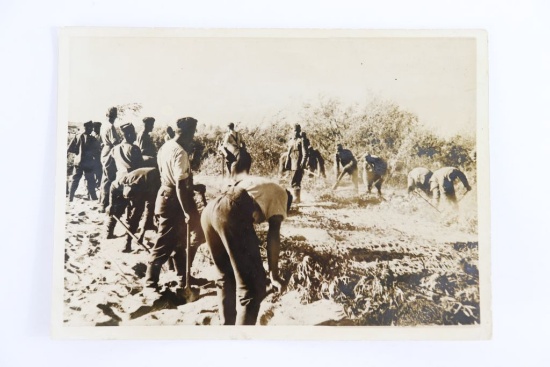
xmin=266 ymin=214 xmax=284 ymax=291
xmin=176 ymin=178 xmax=195 ymax=222
xmin=334 ymin=153 xmax=341 ymax=176
xmin=455 ymin=170 xmax=472 ymax=191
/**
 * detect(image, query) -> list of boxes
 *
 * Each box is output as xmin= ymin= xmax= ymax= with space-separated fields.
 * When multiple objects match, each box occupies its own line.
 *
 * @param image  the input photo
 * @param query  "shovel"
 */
xmin=179 ymin=220 xmax=200 ymax=303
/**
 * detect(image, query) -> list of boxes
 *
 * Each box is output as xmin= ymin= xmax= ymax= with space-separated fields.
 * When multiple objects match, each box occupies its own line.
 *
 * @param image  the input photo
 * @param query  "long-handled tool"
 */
xmin=413 ymin=189 xmax=441 ymax=213
xmin=112 ymin=215 xmax=152 ymax=253
xmin=180 ymin=221 xmax=200 ymax=302
xmin=332 ymin=171 xmax=346 ymax=190
xmin=458 ymin=188 xmax=471 ymax=203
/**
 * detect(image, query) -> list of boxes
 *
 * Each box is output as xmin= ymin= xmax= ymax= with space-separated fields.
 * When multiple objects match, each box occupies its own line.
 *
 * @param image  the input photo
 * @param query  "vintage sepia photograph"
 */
xmin=53 ymin=28 xmax=490 ymax=339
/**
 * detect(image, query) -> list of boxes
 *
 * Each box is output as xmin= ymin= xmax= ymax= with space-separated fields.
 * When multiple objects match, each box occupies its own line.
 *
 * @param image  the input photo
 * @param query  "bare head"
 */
xmin=106 ymin=107 xmax=118 ymax=123
xmin=142 ymin=117 xmax=155 ymax=132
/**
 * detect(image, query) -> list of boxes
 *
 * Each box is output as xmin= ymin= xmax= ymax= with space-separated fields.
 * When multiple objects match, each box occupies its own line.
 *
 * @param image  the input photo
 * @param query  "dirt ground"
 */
xmin=62 ymin=172 xmax=479 ymax=326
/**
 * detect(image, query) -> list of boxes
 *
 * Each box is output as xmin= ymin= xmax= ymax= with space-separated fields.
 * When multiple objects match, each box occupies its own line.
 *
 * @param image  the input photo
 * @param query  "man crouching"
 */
xmin=201 ymin=171 xmax=291 ymax=325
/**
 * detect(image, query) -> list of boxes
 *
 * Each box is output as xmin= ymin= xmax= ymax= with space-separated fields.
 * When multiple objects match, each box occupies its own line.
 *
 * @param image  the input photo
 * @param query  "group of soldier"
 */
xmin=67 ymin=110 xmax=473 ymax=325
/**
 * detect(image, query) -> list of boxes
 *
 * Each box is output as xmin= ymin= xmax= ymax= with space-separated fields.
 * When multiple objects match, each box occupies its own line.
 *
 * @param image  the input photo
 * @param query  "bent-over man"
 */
xmin=363 ymin=153 xmax=388 ymax=196
xmin=407 ymin=167 xmax=433 ymax=195
xmin=201 ymin=174 xmax=291 ymax=325
xmin=333 ymin=143 xmax=358 ymax=191
xmin=430 ymin=166 xmax=472 ymax=205
xmin=106 ymin=167 xmax=161 ymax=252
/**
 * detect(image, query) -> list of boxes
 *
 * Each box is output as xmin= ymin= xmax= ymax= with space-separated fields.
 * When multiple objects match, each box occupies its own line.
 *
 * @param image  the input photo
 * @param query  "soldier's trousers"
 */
xmin=69 ymin=164 xmax=97 ymax=201
xmin=364 ymin=169 xmax=384 ymax=194
xmin=93 ymin=161 xmax=102 ymax=189
xmin=201 ymin=186 xmax=266 ymax=325
xmin=99 ymin=157 xmax=117 ymax=210
xmin=146 ymin=188 xmax=203 ymax=287
xmin=342 ymin=162 xmax=358 ymax=189
xmin=290 ymin=168 xmax=304 ymax=189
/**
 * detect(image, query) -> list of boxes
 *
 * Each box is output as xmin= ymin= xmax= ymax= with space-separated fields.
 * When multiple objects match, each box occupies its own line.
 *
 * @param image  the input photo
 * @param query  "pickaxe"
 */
xmin=112 ymin=215 xmax=152 ymax=253
xmin=413 ymin=189 xmax=441 ymax=213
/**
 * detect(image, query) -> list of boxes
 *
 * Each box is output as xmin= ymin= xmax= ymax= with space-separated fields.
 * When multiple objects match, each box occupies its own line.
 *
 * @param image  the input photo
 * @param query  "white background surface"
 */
xmin=1 ymin=0 xmax=549 ymax=366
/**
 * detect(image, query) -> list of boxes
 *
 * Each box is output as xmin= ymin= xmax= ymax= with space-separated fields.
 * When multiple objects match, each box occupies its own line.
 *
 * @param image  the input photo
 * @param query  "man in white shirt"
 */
xmin=145 ymin=117 xmax=203 ymax=289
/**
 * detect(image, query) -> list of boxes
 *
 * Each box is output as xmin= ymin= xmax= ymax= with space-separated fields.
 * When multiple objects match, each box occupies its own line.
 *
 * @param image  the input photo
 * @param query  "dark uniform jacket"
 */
xmin=67 ymin=133 xmax=98 ymax=170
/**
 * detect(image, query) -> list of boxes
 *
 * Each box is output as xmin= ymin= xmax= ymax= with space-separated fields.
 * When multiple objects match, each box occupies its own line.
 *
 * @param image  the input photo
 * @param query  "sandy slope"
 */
xmin=62 ymin=173 xmax=478 ymax=326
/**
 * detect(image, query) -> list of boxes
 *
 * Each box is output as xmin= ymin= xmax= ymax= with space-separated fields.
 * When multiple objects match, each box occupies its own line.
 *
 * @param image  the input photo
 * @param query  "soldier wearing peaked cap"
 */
xmin=136 ymin=117 xmax=157 ymax=167
xmin=91 ymin=122 xmax=103 ymax=189
xmin=111 ymin=123 xmax=144 ymax=180
xmin=146 ymin=117 xmax=206 ymax=290
xmin=99 ymin=107 xmax=121 ymax=212
xmin=67 ymin=121 xmax=99 ymax=202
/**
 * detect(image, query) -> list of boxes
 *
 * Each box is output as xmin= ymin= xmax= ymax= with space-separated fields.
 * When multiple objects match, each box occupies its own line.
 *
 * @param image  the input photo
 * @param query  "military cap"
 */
xmin=228 ymin=122 xmax=235 ymax=129
xmin=294 ymin=123 xmax=301 ymax=131
xmin=93 ymin=121 xmax=102 ymax=128
xmin=120 ymin=122 xmax=135 ymax=133
xmin=142 ymin=117 xmax=155 ymax=125
xmin=336 ymin=143 xmax=343 ymax=150
xmin=83 ymin=120 xmax=93 ymax=128
xmin=175 ymin=117 xmax=198 ymax=131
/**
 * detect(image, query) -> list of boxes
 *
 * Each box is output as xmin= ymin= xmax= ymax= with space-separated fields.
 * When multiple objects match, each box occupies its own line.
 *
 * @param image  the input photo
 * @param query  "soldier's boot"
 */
xmin=292 ymin=188 xmax=301 ymax=204
xmin=104 ymin=217 xmax=117 ymax=239
xmin=145 ymin=262 xmax=162 ymax=289
xmin=122 ymin=236 xmax=132 ymax=253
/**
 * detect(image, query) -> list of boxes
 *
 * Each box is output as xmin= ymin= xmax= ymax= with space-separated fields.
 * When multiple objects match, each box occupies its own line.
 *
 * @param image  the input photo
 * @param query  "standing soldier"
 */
xmin=91 ymin=122 xmax=103 ymax=189
xmin=285 ymin=124 xmax=307 ymax=203
xmin=430 ymin=166 xmax=472 ymax=206
xmin=221 ymin=122 xmax=244 ymax=176
xmin=363 ymin=153 xmax=388 ymax=196
xmin=201 ymin=170 xmax=291 ymax=325
xmin=99 ymin=107 xmax=121 ymax=213
xmin=111 ymin=122 xmax=144 ymax=180
xmin=145 ymin=117 xmax=204 ymax=290
xmin=67 ymin=121 xmax=99 ymax=202
xmin=106 ymin=167 xmax=160 ymax=251
xmin=407 ymin=167 xmax=433 ymax=195
xmin=333 ymin=143 xmax=358 ymax=191
xmin=136 ymin=117 xmax=157 ymax=167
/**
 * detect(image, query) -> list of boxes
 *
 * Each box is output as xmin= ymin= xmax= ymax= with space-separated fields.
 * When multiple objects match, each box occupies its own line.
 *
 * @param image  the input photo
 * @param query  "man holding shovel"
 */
xmin=145 ymin=117 xmax=204 ymax=291
xmin=201 ymin=170 xmax=292 ymax=325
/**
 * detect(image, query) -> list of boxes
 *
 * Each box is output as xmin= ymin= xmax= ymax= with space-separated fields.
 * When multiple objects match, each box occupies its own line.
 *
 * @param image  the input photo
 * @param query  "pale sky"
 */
xmin=67 ymin=35 xmax=476 ymax=137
